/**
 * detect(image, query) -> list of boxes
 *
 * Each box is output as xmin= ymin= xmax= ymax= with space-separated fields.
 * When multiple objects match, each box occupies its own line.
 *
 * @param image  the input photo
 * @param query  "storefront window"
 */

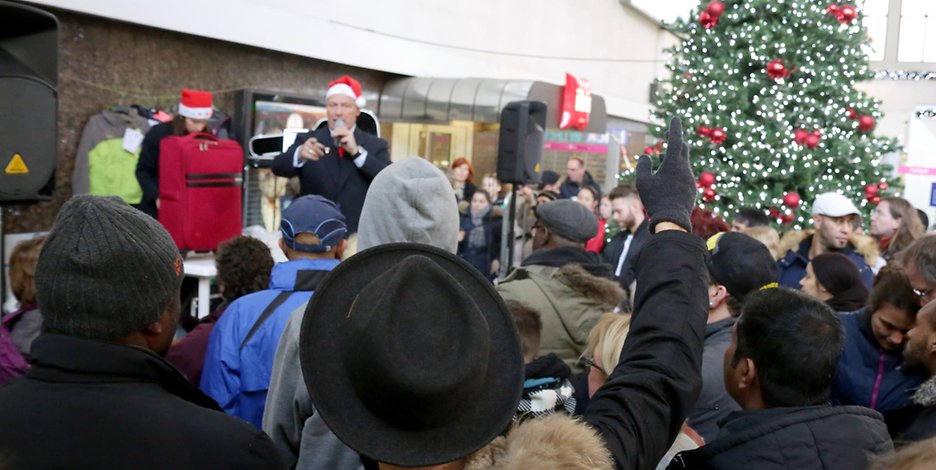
xmin=894 ymin=0 xmax=936 ymax=63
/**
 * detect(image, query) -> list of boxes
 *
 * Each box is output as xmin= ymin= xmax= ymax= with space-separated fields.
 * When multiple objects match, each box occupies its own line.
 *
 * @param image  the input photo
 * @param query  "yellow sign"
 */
xmin=5 ymin=153 xmax=29 ymax=174
xmin=534 ymin=162 xmax=541 ymax=172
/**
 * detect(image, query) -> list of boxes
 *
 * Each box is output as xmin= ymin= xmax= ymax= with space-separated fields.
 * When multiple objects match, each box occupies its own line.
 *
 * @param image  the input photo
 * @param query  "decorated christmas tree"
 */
xmin=643 ymin=0 xmax=899 ymax=228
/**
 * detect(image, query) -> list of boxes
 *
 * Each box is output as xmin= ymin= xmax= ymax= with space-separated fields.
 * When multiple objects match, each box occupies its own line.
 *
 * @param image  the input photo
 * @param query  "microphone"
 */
xmin=334 ymin=119 xmax=346 ymax=145
xmin=334 ymin=119 xmax=346 ymax=157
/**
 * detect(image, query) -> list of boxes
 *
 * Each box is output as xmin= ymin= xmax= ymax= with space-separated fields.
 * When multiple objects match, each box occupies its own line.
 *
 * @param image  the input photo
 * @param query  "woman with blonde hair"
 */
xmin=575 ymin=312 xmax=704 ymax=468
xmin=580 ymin=312 xmax=633 ymax=401
xmin=742 ymin=225 xmax=781 ymax=260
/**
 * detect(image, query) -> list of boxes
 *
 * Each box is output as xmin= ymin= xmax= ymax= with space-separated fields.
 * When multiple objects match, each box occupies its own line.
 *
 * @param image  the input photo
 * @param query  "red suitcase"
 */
xmin=159 ymin=132 xmax=243 ymax=252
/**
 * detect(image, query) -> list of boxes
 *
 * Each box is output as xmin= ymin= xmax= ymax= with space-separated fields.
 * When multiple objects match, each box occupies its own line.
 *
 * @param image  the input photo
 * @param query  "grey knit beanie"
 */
xmin=36 ymin=195 xmax=184 ymax=341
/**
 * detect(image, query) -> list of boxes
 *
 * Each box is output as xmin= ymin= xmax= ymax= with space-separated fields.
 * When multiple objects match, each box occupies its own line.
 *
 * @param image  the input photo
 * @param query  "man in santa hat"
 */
xmin=271 ymin=75 xmax=390 ymax=234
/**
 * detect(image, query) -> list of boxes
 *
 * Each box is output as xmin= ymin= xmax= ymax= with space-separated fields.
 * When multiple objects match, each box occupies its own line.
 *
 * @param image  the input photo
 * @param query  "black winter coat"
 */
xmin=0 ymin=334 xmax=282 ymax=470
xmin=601 ymin=219 xmax=651 ymax=293
xmin=270 ymin=126 xmax=390 ymax=233
xmin=668 ymin=405 xmax=893 ymax=469
xmin=458 ymin=208 xmax=502 ymax=279
xmin=135 ymin=121 xmax=174 ymax=218
xmin=583 ymin=231 xmax=709 ymax=470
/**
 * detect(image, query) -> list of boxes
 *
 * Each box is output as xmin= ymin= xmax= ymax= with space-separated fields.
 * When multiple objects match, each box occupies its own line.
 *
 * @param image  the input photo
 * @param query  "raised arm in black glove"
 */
xmin=635 ymin=117 xmax=697 ymax=233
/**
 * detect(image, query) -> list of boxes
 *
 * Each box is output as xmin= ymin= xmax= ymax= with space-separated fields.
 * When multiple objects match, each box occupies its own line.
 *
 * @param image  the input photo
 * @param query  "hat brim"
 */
xmin=300 ymin=243 xmax=523 ymax=467
xmin=813 ymin=210 xmax=860 ymax=218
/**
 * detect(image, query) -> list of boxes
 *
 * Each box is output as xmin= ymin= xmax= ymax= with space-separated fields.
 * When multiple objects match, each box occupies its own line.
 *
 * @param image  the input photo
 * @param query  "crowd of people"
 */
xmin=3 ymin=74 xmax=936 ymax=469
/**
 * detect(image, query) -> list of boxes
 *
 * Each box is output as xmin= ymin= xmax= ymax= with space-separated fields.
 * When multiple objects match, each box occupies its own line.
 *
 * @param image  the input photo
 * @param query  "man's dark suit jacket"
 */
xmin=601 ymin=219 xmax=650 ymax=293
xmin=271 ymin=126 xmax=390 ymax=233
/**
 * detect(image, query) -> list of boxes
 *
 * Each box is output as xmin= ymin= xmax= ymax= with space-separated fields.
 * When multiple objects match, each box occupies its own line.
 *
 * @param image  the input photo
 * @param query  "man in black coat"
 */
xmin=559 ymin=156 xmax=600 ymax=200
xmin=669 ymin=288 xmax=893 ymax=469
xmin=271 ymin=75 xmax=390 ymax=233
xmin=602 ymin=184 xmax=650 ymax=299
xmin=0 ymin=195 xmax=281 ymax=470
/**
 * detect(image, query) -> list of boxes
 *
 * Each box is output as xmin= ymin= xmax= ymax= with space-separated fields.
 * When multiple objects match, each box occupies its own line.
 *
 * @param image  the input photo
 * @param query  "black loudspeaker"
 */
xmin=497 ymin=101 xmax=546 ymax=185
xmin=0 ymin=1 xmax=58 ymax=203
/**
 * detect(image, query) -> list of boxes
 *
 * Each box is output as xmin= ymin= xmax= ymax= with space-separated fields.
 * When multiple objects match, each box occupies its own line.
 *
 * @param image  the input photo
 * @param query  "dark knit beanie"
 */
xmin=36 ymin=195 xmax=184 ymax=341
xmin=811 ymin=253 xmax=869 ymax=312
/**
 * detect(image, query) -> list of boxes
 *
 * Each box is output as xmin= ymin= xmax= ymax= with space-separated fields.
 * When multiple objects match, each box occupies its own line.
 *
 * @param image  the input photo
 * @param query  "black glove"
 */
xmin=636 ymin=117 xmax=697 ymax=233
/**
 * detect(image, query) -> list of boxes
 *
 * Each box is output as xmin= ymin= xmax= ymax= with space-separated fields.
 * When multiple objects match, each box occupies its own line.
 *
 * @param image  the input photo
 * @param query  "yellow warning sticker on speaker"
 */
xmin=5 ymin=153 xmax=29 ymax=174
xmin=535 ymin=162 xmax=541 ymax=172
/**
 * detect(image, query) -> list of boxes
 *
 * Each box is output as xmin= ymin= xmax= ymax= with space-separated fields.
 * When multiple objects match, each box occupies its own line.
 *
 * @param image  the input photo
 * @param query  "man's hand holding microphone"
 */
xmin=330 ymin=119 xmax=358 ymax=157
xmin=298 ymin=119 xmax=359 ymax=162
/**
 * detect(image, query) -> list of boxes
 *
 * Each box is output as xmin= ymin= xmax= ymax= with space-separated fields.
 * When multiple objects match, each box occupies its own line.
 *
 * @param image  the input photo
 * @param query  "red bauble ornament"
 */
xmin=783 ymin=192 xmax=801 ymax=209
xmin=769 ymin=207 xmax=781 ymax=219
xmin=870 ymin=196 xmax=881 ymax=204
xmin=710 ymin=127 xmax=727 ymax=144
xmin=847 ymin=108 xmax=857 ymax=119
xmin=839 ymin=4 xmax=857 ymax=23
xmin=703 ymin=188 xmax=717 ymax=202
xmin=706 ymin=0 xmax=726 ymax=17
xmin=643 ymin=146 xmax=655 ymax=155
xmin=793 ymin=128 xmax=809 ymax=144
xmin=780 ymin=213 xmax=795 ymax=225
xmin=878 ymin=182 xmax=889 ymax=190
xmin=827 ymin=4 xmax=840 ymax=17
xmin=699 ymin=171 xmax=717 ymax=188
xmin=699 ymin=11 xmax=718 ymax=29
xmin=766 ymin=59 xmax=788 ymax=80
xmin=858 ymin=115 xmax=875 ymax=132
xmin=805 ymin=134 xmax=821 ymax=149
xmin=697 ymin=126 xmax=712 ymax=138
xmin=865 ymin=183 xmax=879 ymax=197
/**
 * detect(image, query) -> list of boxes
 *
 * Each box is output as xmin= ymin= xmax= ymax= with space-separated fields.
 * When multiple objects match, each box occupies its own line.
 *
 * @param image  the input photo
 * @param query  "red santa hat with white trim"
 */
xmin=178 ymin=89 xmax=214 ymax=120
xmin=325 ymin=75 xmax=366 ymax=108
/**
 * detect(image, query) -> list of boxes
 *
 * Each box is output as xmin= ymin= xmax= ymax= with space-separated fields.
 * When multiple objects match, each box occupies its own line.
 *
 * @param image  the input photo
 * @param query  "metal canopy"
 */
xmin=378 ymin=77 xmax=607 ymax=133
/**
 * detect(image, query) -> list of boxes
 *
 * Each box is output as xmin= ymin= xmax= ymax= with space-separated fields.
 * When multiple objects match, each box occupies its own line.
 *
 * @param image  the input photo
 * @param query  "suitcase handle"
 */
xmin=184 ymin=132 xmax=220 ymax=142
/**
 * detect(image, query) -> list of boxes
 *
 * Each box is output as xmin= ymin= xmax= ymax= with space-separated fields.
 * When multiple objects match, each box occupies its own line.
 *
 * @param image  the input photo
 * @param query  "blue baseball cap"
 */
xmin=281 ymin=195 xmax=348 ymax=253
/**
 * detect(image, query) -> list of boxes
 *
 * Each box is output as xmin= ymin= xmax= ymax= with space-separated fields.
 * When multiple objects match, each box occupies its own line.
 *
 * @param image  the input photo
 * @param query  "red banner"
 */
xmin=559 ymin=73 xmax=592 ymax=131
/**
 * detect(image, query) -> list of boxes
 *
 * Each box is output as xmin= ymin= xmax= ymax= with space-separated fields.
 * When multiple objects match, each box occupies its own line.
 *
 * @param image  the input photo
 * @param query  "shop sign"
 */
xmin=559 ymin=73 xmax=592 ymax=131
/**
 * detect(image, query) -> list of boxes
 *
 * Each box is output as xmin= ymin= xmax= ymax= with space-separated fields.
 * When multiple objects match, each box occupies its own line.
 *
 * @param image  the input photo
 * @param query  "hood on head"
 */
xmin=358 ymin=157 xmax=459 ymax=253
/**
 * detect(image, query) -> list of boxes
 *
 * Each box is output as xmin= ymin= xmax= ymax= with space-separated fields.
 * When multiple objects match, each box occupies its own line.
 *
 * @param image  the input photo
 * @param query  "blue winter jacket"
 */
xmin=200 ymin=258 xmax=340 ymax=428
xmin=776 ymin=234 xmax=874 ymax=289
xmin=831 ymin=308 xmax=925 ymax=412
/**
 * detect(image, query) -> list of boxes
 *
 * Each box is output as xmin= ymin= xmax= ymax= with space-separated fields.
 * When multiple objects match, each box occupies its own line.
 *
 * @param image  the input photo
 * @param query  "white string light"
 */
xmin=642 ymin=0 xmax=900 ymax=227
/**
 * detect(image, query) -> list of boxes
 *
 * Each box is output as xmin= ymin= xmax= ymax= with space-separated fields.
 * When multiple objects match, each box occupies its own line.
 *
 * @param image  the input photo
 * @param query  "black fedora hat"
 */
xmin=300 ymin=243 xmax=524 ymax=467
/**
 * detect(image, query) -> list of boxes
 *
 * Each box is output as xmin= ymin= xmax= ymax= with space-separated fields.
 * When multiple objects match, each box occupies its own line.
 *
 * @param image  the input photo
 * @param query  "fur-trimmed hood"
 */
xmin=913 ymin=376 xmax=936 ymax=407
xmin=553 ymin=264 xmax=627 ymax=308
xmin=777 ymin=229 xmax=879 ymax=266
xmin=465 ymin=414 xmax=612 ymax=469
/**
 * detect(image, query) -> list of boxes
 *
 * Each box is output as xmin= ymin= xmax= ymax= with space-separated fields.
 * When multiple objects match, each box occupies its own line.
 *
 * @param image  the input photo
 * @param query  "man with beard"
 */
xmin=602 ymin=184 xmax=649 ymax=298
xmin=777 ymin=192 xmax=874 ymax=289
xmin=898 ymin=300 xmax=936 ymax=444
xmin=497 ymin=199 xmax=625 ymax=372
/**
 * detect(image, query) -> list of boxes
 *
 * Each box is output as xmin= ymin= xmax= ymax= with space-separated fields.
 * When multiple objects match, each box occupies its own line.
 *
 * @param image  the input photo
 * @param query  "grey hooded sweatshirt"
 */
xmin=262 ymin=157 xmax=458 ymax=469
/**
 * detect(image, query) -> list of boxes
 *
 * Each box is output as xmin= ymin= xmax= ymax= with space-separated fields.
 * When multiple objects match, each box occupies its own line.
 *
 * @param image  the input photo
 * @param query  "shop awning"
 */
xmin=378 ymin=77 xmax=607 ymax=133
